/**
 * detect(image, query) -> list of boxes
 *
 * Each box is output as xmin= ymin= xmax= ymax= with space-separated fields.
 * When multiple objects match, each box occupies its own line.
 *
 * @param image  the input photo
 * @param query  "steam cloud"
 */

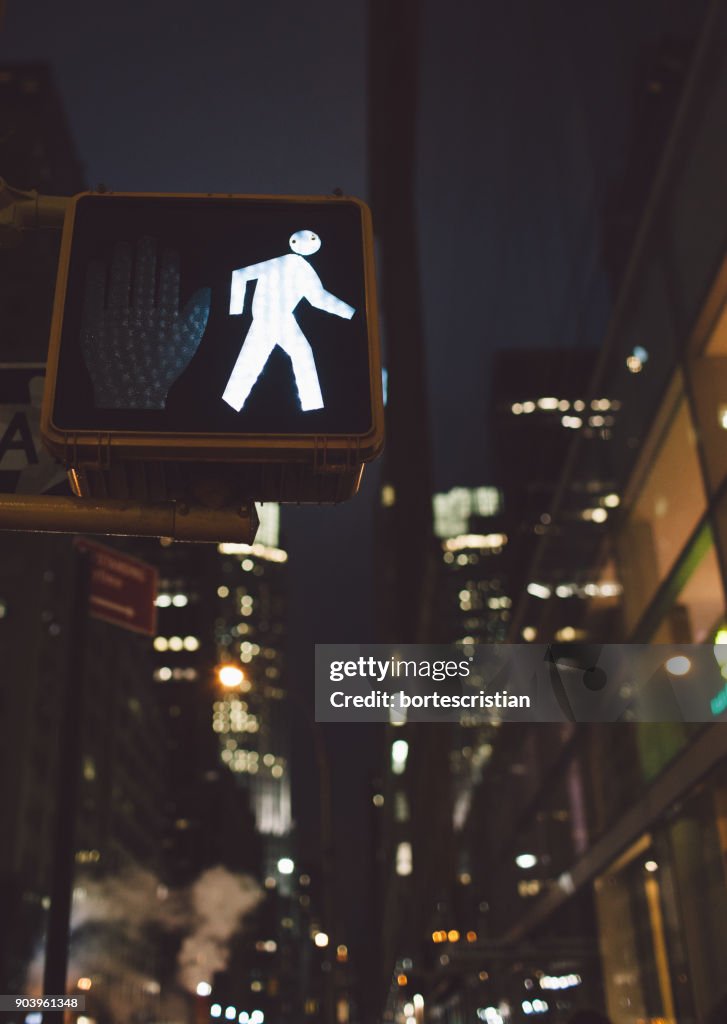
xmin=25 ymin=866 xmax=263 ymax=1023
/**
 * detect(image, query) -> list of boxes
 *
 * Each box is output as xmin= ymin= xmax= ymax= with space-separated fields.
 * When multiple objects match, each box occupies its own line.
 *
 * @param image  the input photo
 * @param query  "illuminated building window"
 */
xmin=619 ymin=390 xmax=707 ymax=631
xmin=394 ymin=791 xmax=410 ymax=822
xmin=391 ymin=739 xmax=408 ymax=774
xmin=396 ymin=842 xmax=413 ymax=876
xmin=381 ymin=484 xmax=396 ymax=507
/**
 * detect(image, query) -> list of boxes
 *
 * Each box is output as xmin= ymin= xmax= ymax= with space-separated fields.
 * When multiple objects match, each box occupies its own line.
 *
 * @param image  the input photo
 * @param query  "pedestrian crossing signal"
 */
xmin=41 ymin=192 xmax=384 ymax=504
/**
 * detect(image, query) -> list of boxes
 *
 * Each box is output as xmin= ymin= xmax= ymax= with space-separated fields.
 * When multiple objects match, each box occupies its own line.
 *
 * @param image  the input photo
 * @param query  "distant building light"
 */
xmin=225 ymin=1009 xmax=236 ymax=1021
xmin=196 ymin=982 xmax=212 ymax=996
xmin=581 ymin=507 xmax=608 ymax=523
xmin=381 ymin=484 xmax=396 ymax=507
xmin=432 ymin=486 xmax=502 ymax=539
xmin=476 ymin=1008 xmax=504 ymax=1024
xmin=218 ymin=542 xmax=288 ymax=563
xmin=558 ymin=400 xmax=570 ymax=411
xmin=515 ymin=853 xmax=537 ymax=869
xmin=539 ymin=973 xmax=581 ymax=990
xmin=561 ymin=415 xmax=582 ymax=429
xmin=447 ymin=929 xmax=460 ymax=942
xmin=211 ymin=1007 xmax=222 ymax=1019
xmin=277 ymin=857 xmax=295 ymax=875
xmin=526 ymin=583 xmax=551 ymax=600
xmin=250 ymin=1013 xmax=264 ymax=1024
xmin=554 ymin=626 xmax=582 ymax=642
xmin=719 ymin=404 xmax=727 ymax=430
xmin=397 ymin=974 xmax=408 ymax=987
xmin=396 ymin=842 xmax=413 ymax=876
xmin=555 ymin=584 xmax=574 ymax=598
xmin=521 ymin=626 xmax=537 ymax=642
xmin=390 ymin=700 xmax=407 ymax=726
xmin=413 ymin=995 xmax=424 ymax=1011
xmin=665 ymin=656 xmax=691 ymax=676
xmin=537 ymin=397 xmax=559 ymax=410
xmin=391 ymin=739 xmax=409 ymax=774
xmin=443 ymin=533 xmax=507 ymax=552
xmin=626 ymin=346 xmax=647 ymax=373
xmin=511 ymin=403 xmax=524 ymax=415
xmin=596 ymin=581 xmax=622 ymax=597
xmin=218 ymin=664 xmax=244 ymax=688
xmin=153 ymin=636 xmax=168 ymax=651
xmin=77 ymin=978 xmax=92 ymax=991
xmin=172 ymin=594 xmax=188 ymax=607
xmin=183 ymin=635 xmax=200 ymax=651
xmin=155 ymin=594 xmax=172 ymax=607
xmin=217 ymin=585 xmax=230 ymax=598
xmin=522 ymin=401 xmax=536 ymax=413
xmin=372 ymin=793 xmax=384 ymax=807
xmin=337 ymin=944 xmax=348 ymax=962
xmin=602 ymin=493 xmax=620 ymax=508
xmin=644 ymin=860 xmax=658 ymax=873
xmin=523 ymin=999 xmax=548 ymax=1015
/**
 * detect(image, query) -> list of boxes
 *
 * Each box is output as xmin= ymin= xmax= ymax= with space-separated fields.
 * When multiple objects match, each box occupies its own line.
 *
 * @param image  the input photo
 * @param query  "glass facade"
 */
xmin=495 ymin=19 xmax=727 ymax=1018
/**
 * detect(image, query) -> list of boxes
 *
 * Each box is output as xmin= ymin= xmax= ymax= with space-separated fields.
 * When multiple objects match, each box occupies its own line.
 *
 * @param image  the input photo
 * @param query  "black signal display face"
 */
xmin=52 ymin=195 xmax=375 ymax=437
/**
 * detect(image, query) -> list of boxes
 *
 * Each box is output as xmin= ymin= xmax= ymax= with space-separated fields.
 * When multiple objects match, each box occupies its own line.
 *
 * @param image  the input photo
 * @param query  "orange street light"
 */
xmin=216 ymin=663 xmax=246 ymax=689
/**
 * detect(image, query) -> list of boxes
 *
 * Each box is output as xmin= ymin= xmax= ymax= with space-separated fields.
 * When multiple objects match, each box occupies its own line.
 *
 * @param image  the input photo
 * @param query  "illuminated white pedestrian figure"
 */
xmin=222 ymin=230 xmax=355 ymax=412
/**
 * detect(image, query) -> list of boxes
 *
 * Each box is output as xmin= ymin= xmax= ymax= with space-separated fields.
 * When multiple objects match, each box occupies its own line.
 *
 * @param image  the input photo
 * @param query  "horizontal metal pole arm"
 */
xmin=0 ymin=178 xmax=70 ymax=243
xmin=0 ymin=493 xmax=259 ymax=543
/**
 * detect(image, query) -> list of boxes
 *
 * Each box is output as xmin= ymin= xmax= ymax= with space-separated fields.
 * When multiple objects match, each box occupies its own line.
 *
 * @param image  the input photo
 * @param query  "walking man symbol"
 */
xmin=222 ymin=230 xmax=355 ymax=412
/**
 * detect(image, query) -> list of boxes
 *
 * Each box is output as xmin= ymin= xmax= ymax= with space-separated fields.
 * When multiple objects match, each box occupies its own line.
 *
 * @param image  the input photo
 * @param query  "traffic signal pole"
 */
xmin=42 ymin=549 xmax=89 ymax=1022
xmin=0 ymin=177 xmax=68 ymax=239
xmin=0 ymin=493 xmax=259 ymax=543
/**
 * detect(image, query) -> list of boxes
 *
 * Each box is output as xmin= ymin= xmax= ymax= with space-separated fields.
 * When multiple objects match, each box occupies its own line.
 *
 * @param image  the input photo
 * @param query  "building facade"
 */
xmin=480 ymin=5 xmax=727 ymax=1021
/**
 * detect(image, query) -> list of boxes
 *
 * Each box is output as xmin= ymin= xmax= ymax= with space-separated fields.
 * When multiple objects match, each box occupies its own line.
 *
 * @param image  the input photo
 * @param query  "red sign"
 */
xmin=75 ymin=539 xmax=158 ymax=635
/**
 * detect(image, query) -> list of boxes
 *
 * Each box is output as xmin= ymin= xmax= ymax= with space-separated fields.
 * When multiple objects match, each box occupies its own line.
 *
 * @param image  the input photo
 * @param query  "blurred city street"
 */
xmin=2 ymin=2 xmax=727 ymax=1023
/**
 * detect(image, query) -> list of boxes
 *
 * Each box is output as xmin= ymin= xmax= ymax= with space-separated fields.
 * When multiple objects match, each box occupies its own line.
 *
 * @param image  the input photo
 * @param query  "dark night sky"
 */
xmin=0 ymin=0 xmax=705 ymax=975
